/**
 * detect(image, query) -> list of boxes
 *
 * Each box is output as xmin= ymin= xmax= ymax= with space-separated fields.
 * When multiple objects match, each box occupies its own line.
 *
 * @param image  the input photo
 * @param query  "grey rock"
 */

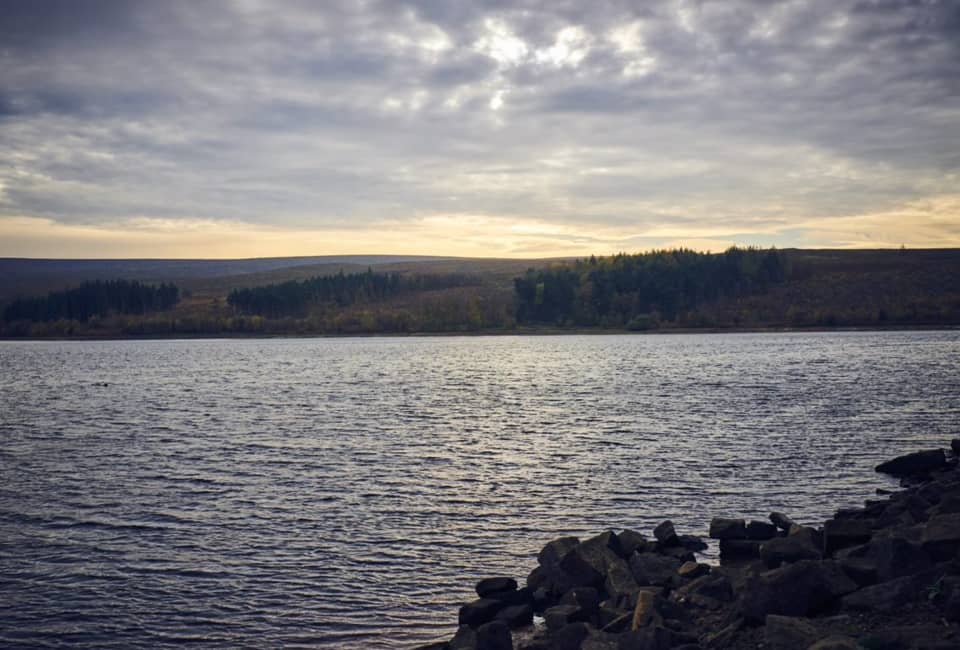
xmin=741 ymin=560 xmax=858 ymax=623
xmin=475 ymin=620 xmax=511 ymax=650
xmin=876 ymin=449 xmax=946 ymax=477
xmin=764 ymin=615 xmax=818 ymax=649
xmin=630 ymin=553 xmax=681 ymax=587
xmin=653 ymin=520 xmax=678 ymax=546
xmin=476 ymin=577 xmax=518 ymax=598
xmin=709 ymin=518 xmax=747 ymax=540
xmin=806 ymin=636 xmax=860 ymax=650
xmin=494 ymin=603 xmax=533 ymax=628
xmin=746 ymin=520 xmax=778 ymax=540
xmin=459 ymin=598 xmax=503 ymax=627
xmin=770 ymin=512 xmax=796 ymax=531
xmin=760 ymin=528 xmax=822 ymax=567
xmin=618 ymin=529 xmax=649 ymax=556
xmin=822 ymin=518 xmax=873 ymax=555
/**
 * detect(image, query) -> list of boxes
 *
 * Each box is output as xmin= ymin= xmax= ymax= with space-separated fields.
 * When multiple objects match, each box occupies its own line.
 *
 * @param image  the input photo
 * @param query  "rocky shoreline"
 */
xmin=416 ymin=443 xmax=960 ymax=650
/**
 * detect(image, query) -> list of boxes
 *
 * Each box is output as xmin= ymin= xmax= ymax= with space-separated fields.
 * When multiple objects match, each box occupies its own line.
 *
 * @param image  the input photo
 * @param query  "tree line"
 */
xmin=226 ymin=268 xmax=481 ymax=318
xmin=513 ymin=247 xmax=788 ymax=327
xmin=3 ymin=280 xmax=179 ymax=323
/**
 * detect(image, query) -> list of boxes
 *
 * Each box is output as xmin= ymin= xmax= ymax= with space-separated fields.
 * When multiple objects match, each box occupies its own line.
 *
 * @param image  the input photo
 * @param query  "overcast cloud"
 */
xmin=1 ymin=0 xmax=958 ymax=257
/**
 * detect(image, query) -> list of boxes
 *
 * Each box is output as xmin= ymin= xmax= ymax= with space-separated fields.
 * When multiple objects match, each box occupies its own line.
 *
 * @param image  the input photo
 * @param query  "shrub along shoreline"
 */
xmin=418 ymin=443 xmax=960 ymax=650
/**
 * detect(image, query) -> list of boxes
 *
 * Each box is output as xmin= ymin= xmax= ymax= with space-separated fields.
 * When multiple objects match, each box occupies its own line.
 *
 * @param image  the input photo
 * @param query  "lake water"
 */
xmin=1 ymin=331 xmax=959 ymax=648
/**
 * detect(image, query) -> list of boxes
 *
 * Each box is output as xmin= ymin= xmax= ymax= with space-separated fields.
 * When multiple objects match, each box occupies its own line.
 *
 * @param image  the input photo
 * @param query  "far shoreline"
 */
xmin=2 ymin=323 xmax=958 ymax=342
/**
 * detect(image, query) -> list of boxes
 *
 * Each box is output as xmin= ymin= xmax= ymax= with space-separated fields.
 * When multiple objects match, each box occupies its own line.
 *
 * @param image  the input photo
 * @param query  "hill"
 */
xmin=1 ymin=249 xmax=958 ymax=337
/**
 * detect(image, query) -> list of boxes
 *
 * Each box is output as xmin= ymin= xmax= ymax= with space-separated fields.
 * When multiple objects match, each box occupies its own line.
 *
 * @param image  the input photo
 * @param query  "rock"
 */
xmin=630 ymin=553 xmax=681 ymax=586
xmin=552 ymin=622 xmax=592 ymax=650
xmin=770 ymin=512 xmax=796 ymax=531
xmin=763 ymin=615 xmax=818 ymax=649
xmin=561 ymin=587 xmax=601 ymax=613
xmin=841 ymin=572 xmax=935 ymax=613
xmin=658 ymin=545 xmax=696 ymax=563
xmin=678 ymin=535 xmax=709 ymax=552
xmin=653 ymin=520 xmax=678 ymax=546
xmin=841 ymin=535 xmax=931 ymax=583
xmin=718 ymin=539 xmax=761 ymax=558
xmin=678 ymin=561 xmax=709 ymax=579
xmin=449 ymin=625 xmax=476 ymax=650
xmin=618 ymin=529 xmax=650 ymax=556
xmin=495 ymin=603 xmax=533 ymax=628
xmin=837 ymin=555 xmax=877 ymax=586
xmin=859 ymin=625 xmax=960 ymax=650
xmin=807 ymin=636 xmax=860 ymax=650
xmin=760 ymin=528 xmax=822 ymax=567
xmin=601 ymin=611 xmax=633 ymax=633
xmin=544 ymin=604 xmax=586 ymax=630
xmin=709 ymin=518 xmax=747 ymax=540
xmin=483 ymin=586 xmax=530 ymax=606
xmin=672 ymin=573 xmax=734 ymax=608
xmin=875 ymin=449 xmax=946 ymax=477
xmin=476 ymin=577 xmax=518 ymax=598
xmin=539 ymin=537 xmax=580 ymax=569
xmin=822 ymin=518 xmax=873 ymax=555
xmin=700 ymin=618 xmax=743 ymax=649
xmin=631 ymin=590 xmax=657 ymax=630
xmin=922 ymin=512 xmax=960 ymax=560
xmin=459 ymin=598 xmax=503 ymax=627
xmin=746 ymin=520 xmax=778 ymax=540
xmin=475 ymin=620 xmax=512 ymax=650
xmin=741 ymin=560 xmax=858 ymax=623
xmin=952 ymin=439 xmax=960 ymax=455
xmin=559 ymin=546 xmax=606 ymax=589
xmin=605 ymin=559 xmax=642 ymax=604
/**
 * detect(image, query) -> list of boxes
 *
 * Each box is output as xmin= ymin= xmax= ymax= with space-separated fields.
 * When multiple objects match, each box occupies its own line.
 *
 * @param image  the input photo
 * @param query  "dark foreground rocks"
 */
xmin=418 ymin=441 xmax=960 ymax=650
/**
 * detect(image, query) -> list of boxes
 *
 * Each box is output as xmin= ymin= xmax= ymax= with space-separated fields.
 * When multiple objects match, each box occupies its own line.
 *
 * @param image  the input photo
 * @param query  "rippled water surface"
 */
xmin=2 ymin=332 xmax=959 ymax=648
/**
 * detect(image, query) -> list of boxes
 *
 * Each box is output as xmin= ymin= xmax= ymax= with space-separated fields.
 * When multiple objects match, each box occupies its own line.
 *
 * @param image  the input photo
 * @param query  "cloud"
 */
xmin=0 ymin=0 xmax=957 ymax=257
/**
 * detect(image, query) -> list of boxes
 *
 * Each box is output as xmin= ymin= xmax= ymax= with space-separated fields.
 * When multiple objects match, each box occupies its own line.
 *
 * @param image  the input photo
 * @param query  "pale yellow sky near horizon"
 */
xmin=1 ymin=193 xmax=958 ymax=258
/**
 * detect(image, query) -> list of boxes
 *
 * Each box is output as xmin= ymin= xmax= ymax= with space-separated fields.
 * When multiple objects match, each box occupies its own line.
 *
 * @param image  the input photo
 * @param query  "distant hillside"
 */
xmin=2 ymin=248 xmax=958 ymax=337
xmin=0 ymin=255 xmax=451 ymax=300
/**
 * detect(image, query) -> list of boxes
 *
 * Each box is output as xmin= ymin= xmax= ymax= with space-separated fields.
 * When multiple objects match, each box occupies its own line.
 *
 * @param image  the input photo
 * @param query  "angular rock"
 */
xmin=495 ymin=603 xmax=533 ymax=628
xmin=709 ymin=518 xmax=747 ymax=540
xmin=414 ymin=641 xmax=449 ymax=650
xmin=822 ymin=518 xmax=873 ymax=555
xmin=760 ymin=529 xmax=822 ymax=568
xmin=631 ymin=590 xmax=657 ymax=630
xmin=475 ymin=620 xmax=512 ymax=650
xmin=653 ymin=520 xmax=678 ymax=546
xmin=746 ymin=520 xmax=778 ymax=540
xmin=952 ymin=439 xmax=960 ymax=455
xmin=858 ymin=625 xmax=960 ymax=650
xmin=619 ymin=625 xmax=693 ymax=650
xmin=459 ymin=598 xmax=503 ymax=627
xmin=559 ymin=546 xmax=605 ymax=589
xmin=741 ymin=560 xmax=858 ymax=622
xmin=678 ymin=561 xmax=709 ymax=579
xmin=618 ymin=529 xmax=650 ymax=556
xmin=630 ymin=553 xmax=681 ymax=587
xmin=552 ymin=622 xmax=592 ymax=650
xmin=544 ymin=604 xmax=587 ymax=630
xmin=678 ymin=534 xmax=709 ymax=552
xmin=561 ymin=587 xmax=601 ymax=613
xmin=718 ymin=538 xmax=760 ymax=558
xmin=601 ymin=611 xmax=633 ymax=634
xmin=876 ymin=449 xmax=946 ymax=477
xmin=763 ymin=615 xmax=818 ymax=649
xmin=842 ymin=535 xmax=931 ymax=583
xmin=605 ymin=559 xmax=642 ymax=604
xmin=538 ymin=536 xmax=580 ymax=569
xmin=770 ymin=512 xmax=796 ymax=531
xmin=449 ymin=625 xmax=476 ymax=650
xmin=922 ymin=512 xmax=960 ymax=560
xmin=476 ymin=577 xmax=518 ymax=598
xmin=841 ymin=571 xmax=938 ymax=613
xmin=658 ymin=545 xmax=696 ymax=563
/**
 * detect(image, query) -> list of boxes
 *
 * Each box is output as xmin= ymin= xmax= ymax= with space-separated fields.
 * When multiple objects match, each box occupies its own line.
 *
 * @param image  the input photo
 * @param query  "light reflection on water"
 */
xmin=1 ymin=331 xmax=959 ymax=648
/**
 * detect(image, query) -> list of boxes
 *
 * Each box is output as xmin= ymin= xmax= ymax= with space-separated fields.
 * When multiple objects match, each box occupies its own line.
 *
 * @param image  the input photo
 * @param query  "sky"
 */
xmin=1 ymin=0 xmax=958 ymax=259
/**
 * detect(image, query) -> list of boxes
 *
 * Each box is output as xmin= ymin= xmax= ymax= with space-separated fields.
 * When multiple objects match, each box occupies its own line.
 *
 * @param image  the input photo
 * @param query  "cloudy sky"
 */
xmin=1 ymin=0 xmax=958 ymax=258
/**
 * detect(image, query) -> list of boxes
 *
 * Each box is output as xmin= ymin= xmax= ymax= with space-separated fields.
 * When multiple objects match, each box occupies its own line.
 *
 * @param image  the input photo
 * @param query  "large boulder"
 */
xmin=653 ymin=521 xmax=679 ymax=546
xmin=763 ymin=615 xmax=818 ymax=649
xmin=746 ymin=520 xmax=779 ymax=540
xmin=630 ymin=553 xmax=681 ymax=587
xmin=476 ymin=577 xmax=518 ymax=598
xmin=617 ymin=529 xmax=650 ymax=556
xmin=922 ymin=513 xmax=960 ymax=560
xmin=741 ymin=560 xmax=858 ymax=623
xmin=709 ymin=518 xmax=747 ymax=540
xmin=841 ymin=568 xmax=943 ymax=613
xmin=475 ymin=620 xmax=512 ymax=650
xmin=822 ymin=518 xmax=873 ymax=555
xmin=770 ymin=512 xmax=797 ymax=531
xmin=538 ymin=537 xmax=580 ymax=569
xmin=760 ymin=529 xmax=822 ymax=567
xmin=495 ymin=603 xmax=533 ymax=628
xmin=459 ymin=598 xmax=503 ymax=627
xmin=876 ymin=449 xmax=946 ymax=477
